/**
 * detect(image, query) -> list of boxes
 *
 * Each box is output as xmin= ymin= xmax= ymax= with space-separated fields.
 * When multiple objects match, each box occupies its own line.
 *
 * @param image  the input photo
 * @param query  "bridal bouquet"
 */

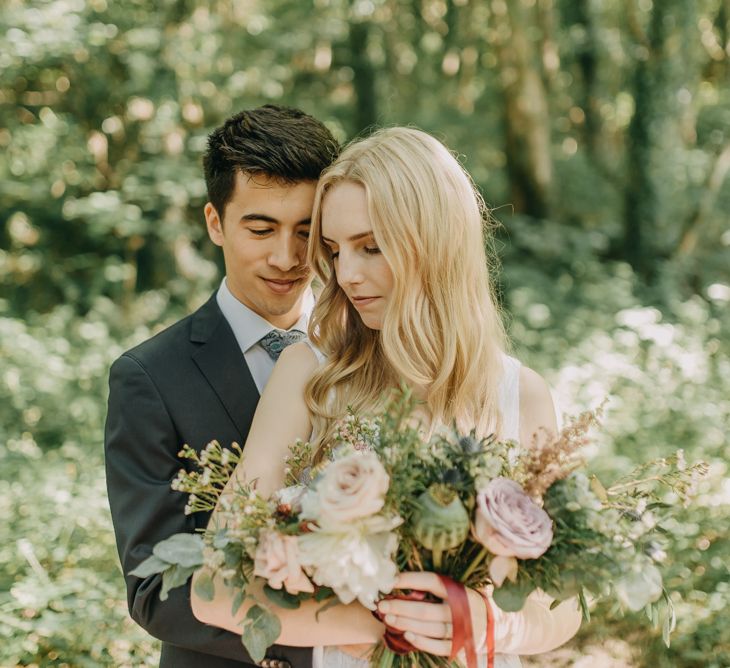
xmin=132 ymin=390 xmax=706 ymax=667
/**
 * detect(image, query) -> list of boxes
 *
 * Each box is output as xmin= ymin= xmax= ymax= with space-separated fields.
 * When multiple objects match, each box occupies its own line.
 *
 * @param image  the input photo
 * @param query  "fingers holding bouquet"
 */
xmin=376 ymin=571 xmax=489 ymax=663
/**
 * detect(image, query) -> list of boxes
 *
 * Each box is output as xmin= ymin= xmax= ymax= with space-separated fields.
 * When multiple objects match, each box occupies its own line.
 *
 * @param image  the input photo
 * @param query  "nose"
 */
xmin=335 ymin=250 xmax=364 ymax=288
xmin=268 ymin=233 xmax=302 ymax=272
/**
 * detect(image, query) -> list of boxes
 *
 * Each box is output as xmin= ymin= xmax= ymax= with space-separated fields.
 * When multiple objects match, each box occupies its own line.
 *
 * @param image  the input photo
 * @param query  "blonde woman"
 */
xmin=191 ymin=128 xmax=583 ymax=668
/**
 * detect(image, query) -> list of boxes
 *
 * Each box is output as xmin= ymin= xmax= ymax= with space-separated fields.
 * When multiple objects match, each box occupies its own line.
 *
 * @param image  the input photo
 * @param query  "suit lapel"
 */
xmin=190 ymin=296 xmax=259 ymax=443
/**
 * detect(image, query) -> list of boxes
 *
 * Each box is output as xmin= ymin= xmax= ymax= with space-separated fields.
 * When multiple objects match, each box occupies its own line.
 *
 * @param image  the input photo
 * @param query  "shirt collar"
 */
xmin=216 ymin=278 xmax=313 ymax=354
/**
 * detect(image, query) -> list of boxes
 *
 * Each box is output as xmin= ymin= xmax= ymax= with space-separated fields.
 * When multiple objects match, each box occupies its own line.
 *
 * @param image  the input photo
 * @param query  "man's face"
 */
xmin=205 ymin=172 xmax=316 ymax=329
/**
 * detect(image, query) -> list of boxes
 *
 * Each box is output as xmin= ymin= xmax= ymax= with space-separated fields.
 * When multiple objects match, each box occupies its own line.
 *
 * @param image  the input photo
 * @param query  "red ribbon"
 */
xmin=438 ymin=575 xmax=478 ymax=668
xmin=372 ymin=589 xmax=429 ymax=654
xmin=373 ymin=576 xmax=493 ymax=668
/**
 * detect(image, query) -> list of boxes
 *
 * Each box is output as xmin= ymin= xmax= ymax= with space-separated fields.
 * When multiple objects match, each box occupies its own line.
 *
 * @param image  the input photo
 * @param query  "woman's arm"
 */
xmin=502 ymin=365 xmax=582 ymax=653
xmin=378 ymin=366 xmax=582 ymax=657
xmin=191 ymin=342 xmax=384 ymax=645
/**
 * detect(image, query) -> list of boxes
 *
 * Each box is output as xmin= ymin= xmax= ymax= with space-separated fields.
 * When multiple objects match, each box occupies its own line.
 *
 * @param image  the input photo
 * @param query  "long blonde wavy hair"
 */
xmin=306 ymin=127 xmax=509 ymax=457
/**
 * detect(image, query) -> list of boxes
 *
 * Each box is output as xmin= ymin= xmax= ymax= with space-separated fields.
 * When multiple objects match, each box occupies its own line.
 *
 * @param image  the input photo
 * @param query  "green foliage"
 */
xmin=242 ymin=604 xmax=282 ymax=664
xmin=2 ymin=0 xmax=729 ymax=665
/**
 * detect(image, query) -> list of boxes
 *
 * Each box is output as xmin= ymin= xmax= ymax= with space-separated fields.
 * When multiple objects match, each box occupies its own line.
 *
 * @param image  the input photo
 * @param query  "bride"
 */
xmin=191 ymin=127 xmax=583 ymax=667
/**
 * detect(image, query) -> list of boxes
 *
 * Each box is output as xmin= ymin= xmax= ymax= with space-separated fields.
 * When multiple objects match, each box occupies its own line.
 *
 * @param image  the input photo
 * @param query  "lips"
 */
xmin=351 ymin=296 xmax=379 ymax=308
xmin=262 ymin=277 xmax=303 ymax=295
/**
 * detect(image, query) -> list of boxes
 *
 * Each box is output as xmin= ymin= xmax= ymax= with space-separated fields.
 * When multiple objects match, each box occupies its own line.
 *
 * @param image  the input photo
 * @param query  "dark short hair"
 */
xmin=203 ymin=104 xmax=339 ymax=217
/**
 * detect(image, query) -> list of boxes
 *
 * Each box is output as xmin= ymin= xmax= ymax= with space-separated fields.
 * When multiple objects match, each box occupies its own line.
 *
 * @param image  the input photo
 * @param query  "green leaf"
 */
xmin=314 ymin=586 xmax=335 ymax=602
xmin=492 ymin=579 xmax=535 ymax=612
xmin=160 ymin=564 xmax=196 ymax=601
xmin=129 ymin=554 xmax=171 ymax=578
xmin=231 ymin=590 xmax=244 ymax=616
xmin=589 ymin=475 xmax=609 ymax=503
xmin=263 ymin=585 xmax=301 ymax=609
xmin=578 ymin=588 xmax=591 ymax=622
xmin=224 ymin=542 xmax=243 ymax=568
xmin=213 ymin=529 xmax=230 ymax=549
xmin=193 ymin=570 xmax=215 ymax=602
xmin=314 ymin=597 xmax=340 ymax=621
xmin=661 ymin=588 xmax=676 ymax=647
xmin=152 ymin=533 xmax=204 ymax=568
xmin=241 ymin=605 xmax=281 ymax=663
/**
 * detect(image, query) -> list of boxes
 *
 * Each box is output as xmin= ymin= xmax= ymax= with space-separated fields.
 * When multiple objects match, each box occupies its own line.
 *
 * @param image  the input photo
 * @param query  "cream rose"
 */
xmin=474 ymin=477 xmax=553 ymax=559
xmin=253 ymin=530 xmax=314 ymax=595
xmin=304 ymin=451 xmax=390 ymax=525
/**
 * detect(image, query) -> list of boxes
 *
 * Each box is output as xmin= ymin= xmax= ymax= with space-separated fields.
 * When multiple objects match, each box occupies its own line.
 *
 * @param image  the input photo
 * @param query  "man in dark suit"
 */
xmin=104 ymin=105 xmax=339 ymax=668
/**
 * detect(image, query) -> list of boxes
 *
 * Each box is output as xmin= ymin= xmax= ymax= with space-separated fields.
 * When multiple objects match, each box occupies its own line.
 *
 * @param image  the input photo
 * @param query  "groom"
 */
xmin=104 ymin=105 xmax=339 ymax=668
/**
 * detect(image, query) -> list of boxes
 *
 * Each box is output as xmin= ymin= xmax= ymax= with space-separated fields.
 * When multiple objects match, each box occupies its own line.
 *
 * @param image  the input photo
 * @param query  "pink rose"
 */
xmin=474 ymin=477 xmax=553 ymax=559
xmin=253 ymin=531 xmax=314 ymax=595
xmin=315 ymin=452 xmax=389 ymax=524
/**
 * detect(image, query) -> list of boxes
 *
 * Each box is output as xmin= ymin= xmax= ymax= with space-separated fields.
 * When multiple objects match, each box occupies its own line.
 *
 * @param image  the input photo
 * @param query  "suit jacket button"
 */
xmin=260 ymin=660 xmax=271 ymax=668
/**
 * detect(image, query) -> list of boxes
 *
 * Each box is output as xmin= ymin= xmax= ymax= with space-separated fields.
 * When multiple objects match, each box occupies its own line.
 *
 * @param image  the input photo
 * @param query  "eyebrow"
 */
xmin=321 ymin=231 xmax=373 ymax=244
xmin=240 ymin=214 xmax=311 ymax=225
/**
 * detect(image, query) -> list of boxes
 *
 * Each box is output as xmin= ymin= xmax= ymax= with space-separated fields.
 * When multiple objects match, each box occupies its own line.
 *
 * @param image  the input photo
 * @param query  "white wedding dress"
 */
xmin=304 ymin=346 xmax=582 ymax=668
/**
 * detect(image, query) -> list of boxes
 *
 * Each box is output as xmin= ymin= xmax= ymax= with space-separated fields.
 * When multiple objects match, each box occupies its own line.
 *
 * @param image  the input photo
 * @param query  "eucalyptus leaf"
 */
xmin=193 ymin=570 xmax=215 ymax=602
xmin=263 ymin=584 xmax=301 ymax=609
xmin=241 ymin=605 xmax=282 ymax=664
xmin=152 ymin=533 xmax=204 ymax=568
xmin=129 ymin=554 xmax=171 ymax=578
xmin=492 ymin=579 xmax=535 ymax=612
xmin=224 ymin=542 xmax=243 ymax=568
xmin=160 ymin=564 xmax=196 ymax=601
xmin=231 ymin=590 xmax=244 ymax=616
xmin=213 ymin=529 xmax=230 ymax=549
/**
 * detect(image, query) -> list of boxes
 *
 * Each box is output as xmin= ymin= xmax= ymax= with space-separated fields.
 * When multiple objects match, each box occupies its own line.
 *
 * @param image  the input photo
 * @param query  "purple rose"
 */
xmin=474 ymin=477 xmax=553 ymax=559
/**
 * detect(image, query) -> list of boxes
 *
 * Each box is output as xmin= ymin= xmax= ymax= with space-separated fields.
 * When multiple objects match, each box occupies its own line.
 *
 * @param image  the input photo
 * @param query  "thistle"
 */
xmin=411 ymin=483 xmax=469 ymax=569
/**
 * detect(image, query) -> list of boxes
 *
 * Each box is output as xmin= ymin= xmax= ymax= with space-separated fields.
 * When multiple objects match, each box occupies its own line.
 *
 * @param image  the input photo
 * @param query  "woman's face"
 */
xmin=320 ymin=181 xmax=394 ymax=330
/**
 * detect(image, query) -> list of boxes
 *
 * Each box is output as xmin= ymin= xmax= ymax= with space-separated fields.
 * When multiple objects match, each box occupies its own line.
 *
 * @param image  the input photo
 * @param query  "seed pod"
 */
xmin=411 ymin=484 xmax=470 ymax=568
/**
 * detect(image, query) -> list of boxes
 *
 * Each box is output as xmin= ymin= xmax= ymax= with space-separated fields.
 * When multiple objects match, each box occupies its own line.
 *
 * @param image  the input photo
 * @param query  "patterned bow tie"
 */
xmin=259 ymin=329 xmax=307 ymax=361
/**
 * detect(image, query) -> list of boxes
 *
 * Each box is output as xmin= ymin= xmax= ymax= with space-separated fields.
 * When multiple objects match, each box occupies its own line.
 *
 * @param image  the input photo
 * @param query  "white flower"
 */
xmin=274 ymin=484 xmax=307 ymax=510
xmin=297 ymin=514 xmax=401 ymax=609
xmin=301 ymin=451 xmax=389 ymax=525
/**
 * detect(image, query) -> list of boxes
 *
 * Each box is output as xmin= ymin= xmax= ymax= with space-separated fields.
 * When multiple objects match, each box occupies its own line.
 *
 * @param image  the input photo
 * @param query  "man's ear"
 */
xmin=204 ymin=202 xmax=224 ymax=247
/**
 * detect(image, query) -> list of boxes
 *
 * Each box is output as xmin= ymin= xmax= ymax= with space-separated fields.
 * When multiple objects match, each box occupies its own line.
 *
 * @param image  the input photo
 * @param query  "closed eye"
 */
xmin=249 ymin=229 xmax=273 ymax=236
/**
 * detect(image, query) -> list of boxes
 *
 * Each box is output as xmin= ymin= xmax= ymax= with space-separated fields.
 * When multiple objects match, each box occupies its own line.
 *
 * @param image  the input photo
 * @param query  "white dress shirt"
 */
xmin=216 ymin=278 xmax=314 ymax=394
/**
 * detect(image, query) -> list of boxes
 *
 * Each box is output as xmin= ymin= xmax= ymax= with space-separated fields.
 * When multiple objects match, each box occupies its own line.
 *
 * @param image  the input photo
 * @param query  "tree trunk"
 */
xmin=492 ymin=0 xmax=553 ymax=219
xmin=349 ymin=17 xmax=378 ymax=136
xmin=622 ymin=1 xmax=670 ymax=278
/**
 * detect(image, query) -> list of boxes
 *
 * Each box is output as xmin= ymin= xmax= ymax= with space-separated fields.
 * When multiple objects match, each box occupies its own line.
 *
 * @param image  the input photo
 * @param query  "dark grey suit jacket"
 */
xmin=104 ymin=294 xmax=313 ymax=668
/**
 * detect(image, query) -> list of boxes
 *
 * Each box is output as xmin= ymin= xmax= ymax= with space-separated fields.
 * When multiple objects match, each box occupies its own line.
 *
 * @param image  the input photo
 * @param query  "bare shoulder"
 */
xmin=518 ymin=365 xmax=558 ymax=447
xmin=271 ymin=341 xmax=320 ymax=379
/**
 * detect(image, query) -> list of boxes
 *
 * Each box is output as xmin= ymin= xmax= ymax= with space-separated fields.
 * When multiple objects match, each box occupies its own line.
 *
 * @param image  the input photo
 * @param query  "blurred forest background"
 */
xmin=1 ymin=0 xmax=729 ymax=666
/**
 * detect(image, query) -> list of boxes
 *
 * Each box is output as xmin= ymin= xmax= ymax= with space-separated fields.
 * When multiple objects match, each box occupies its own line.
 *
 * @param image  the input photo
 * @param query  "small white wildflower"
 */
xmin=200 ymin=469 xmax=211 ymax=486
xmin=676 ymin=449 xmax=686 ymax=471
xmin=221 ymin=449 xmax=230 ymax=466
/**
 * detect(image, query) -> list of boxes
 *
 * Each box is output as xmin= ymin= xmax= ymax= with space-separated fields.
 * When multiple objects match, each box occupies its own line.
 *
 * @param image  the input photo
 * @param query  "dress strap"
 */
xmin=497 ymin=354 xmax=522 ymax=443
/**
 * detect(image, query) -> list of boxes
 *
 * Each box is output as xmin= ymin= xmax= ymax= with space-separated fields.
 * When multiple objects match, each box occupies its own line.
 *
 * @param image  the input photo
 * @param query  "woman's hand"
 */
xmin=376 ymin=571 xmax=487 ymax=656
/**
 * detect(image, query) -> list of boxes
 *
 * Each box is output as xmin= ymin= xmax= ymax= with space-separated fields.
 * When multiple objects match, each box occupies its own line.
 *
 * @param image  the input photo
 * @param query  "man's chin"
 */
xmin=259 ymin=292 xmax=309 ymax=319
